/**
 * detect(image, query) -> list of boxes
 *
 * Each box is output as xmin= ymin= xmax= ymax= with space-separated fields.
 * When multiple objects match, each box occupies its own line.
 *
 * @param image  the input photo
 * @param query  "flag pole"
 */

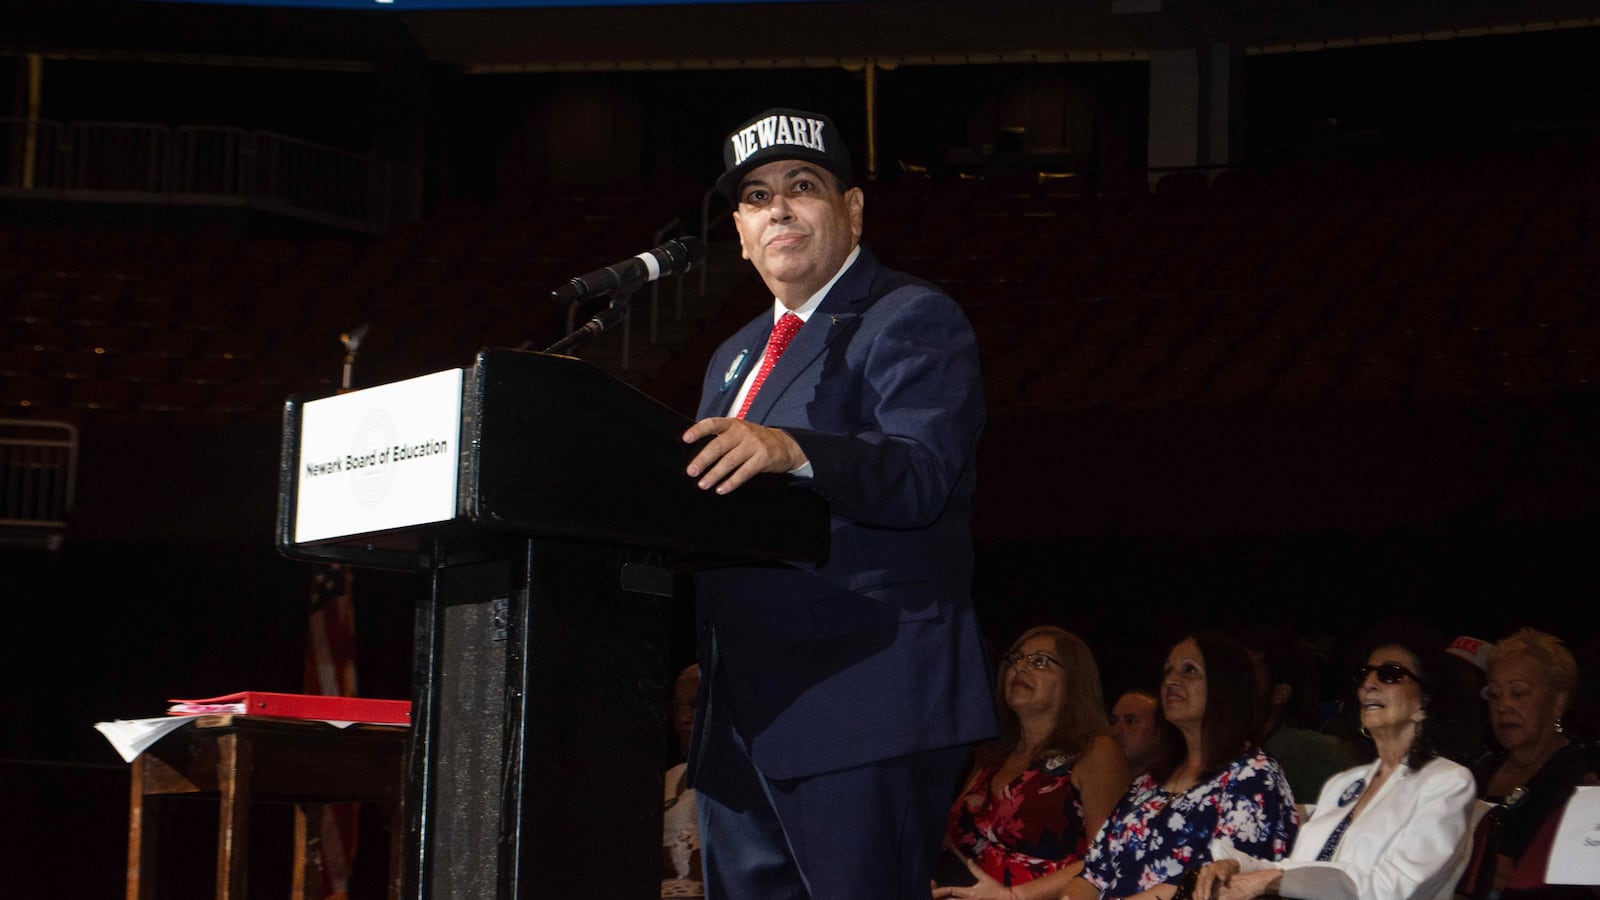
xmin=303 ymin=323 xmax=371 ymax=900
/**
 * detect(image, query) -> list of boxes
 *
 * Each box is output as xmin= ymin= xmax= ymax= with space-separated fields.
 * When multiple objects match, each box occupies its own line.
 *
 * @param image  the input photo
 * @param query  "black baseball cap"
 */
xmin=716 ymin=107 xmax=856 ymax=202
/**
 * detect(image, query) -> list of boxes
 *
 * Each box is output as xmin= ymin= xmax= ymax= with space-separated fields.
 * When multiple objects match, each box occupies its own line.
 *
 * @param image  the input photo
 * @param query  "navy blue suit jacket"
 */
xmin=689 ymin=245 xmax=998 ymax=784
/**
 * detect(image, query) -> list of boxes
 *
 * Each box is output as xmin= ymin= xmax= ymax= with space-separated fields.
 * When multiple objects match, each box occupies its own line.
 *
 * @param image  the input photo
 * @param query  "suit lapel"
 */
xmin=743 ymin=248 xmax=879 ymax=424
xmin=704 ymin=316 xmax=772 ymax=418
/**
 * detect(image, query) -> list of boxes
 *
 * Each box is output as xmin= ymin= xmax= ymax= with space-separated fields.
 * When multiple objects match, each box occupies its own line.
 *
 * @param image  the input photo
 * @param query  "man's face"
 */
xmin=1109 ymin=691 xmax=1160 ymax=772
xmin=732 ymin=159 xmax=863 ymax=309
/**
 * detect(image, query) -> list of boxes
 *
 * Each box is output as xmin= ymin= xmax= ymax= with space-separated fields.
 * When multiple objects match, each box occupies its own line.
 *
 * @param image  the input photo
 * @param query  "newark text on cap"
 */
xmin=730 ymin=115 xmax=827 ymax=166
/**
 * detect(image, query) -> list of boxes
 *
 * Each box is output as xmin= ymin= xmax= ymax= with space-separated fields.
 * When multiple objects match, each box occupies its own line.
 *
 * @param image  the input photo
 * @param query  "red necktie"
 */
xmin=736 ymin=312 xmax=802 ymax=419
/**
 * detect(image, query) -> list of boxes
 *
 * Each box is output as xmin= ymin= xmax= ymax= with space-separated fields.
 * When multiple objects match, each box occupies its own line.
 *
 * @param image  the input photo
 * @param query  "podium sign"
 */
xmin=293 ymin=368 xmax=464 ymax=543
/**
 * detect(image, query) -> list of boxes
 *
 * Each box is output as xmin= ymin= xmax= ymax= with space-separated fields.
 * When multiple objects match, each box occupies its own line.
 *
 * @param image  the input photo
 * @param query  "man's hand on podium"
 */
xmin=683 ymin=417 xmax=807 ymax=495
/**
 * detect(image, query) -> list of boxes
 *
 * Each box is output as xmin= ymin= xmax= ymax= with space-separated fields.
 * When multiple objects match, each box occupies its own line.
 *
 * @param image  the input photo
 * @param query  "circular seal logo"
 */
xmin=348 ymin=408 xmax=397 ymax=509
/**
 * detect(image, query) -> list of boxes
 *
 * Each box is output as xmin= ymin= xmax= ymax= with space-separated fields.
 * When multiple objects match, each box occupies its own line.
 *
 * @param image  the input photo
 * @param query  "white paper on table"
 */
xmin=93 ymin=717 xmax=195 ymax=763
xmin=94 ymin=716 xmax=363 ymax=764
xmin=1546 ymin=785 xmax=1600 ymax=885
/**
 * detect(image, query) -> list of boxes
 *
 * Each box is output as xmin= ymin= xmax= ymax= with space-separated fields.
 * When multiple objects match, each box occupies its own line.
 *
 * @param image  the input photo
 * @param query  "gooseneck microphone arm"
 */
xmin=544 ymin=290 xmax=637 ymax=356
xmin=541 ymin=236 xmax=707 ymax=356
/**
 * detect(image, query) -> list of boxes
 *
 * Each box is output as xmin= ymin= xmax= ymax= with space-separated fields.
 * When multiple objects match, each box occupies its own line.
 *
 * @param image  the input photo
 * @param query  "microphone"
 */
xmin=551 ymin=236 xmax=707 ymax=304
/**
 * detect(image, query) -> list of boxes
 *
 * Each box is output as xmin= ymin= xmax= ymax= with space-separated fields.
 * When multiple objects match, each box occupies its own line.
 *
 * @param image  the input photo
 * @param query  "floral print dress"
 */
xmin=1080 ymin=747 xmax=1298 ymax=898
xmin=947 ymin=753 xmax=1089 ymax=885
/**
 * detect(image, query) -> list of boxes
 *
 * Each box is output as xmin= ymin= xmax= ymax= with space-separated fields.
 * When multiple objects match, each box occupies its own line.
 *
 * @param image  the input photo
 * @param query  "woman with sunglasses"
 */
xmin=934 ymin=626 xmax=1130 ymax=900
xmin=1194 ymin=623 xmax=1478 ymax=900
xmin=1066 ymin=631 xmax=1298 ymax=900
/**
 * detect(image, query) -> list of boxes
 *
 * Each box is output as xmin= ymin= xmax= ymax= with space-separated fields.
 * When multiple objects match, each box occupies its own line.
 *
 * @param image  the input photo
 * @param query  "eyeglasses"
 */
xmin=1356 ymin=663 xmax=1422 ymax=686
xmin=1482 ymin=685 xmax=1535 ymax=703
xmin=1003 ymin=651 xmax=1063 ymax=671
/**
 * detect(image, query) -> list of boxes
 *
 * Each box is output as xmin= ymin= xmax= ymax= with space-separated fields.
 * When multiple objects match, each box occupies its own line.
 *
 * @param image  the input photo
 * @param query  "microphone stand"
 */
xmin=339 ymin=323 xmax=369 ymax=393
xmin=543 ymin=284 xmax=639 ymax=357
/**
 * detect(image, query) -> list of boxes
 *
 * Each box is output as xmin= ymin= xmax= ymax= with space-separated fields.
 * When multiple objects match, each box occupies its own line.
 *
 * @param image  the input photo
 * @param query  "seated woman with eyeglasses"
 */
xmin=1193 ymin=622 xmax=1478 ymax=900
xmin=1065 ymin=630 xmax=1298 ymax=900
xmin=1457 ymin=627 xmax=1595 ymax=900
xmin=932 ymin=626 xmax=1131 ymax=900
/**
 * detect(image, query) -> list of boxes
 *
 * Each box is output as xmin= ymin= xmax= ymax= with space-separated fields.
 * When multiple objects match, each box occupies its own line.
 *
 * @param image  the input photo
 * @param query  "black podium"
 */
xmin=277 ymin=348 xmax=829 ymax=900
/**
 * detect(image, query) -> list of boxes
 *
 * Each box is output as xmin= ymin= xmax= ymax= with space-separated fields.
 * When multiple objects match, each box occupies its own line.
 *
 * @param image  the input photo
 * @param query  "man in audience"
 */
xmin=1109 ymin=688 xmax=1162 ymax=775
xmin=679 ymin=107 xmax=996 ymax=899
xmin=1242 ymin=626 xmax=1359 ymax=802
xmin=1444 ymin=633 xmax=1497 ymax=765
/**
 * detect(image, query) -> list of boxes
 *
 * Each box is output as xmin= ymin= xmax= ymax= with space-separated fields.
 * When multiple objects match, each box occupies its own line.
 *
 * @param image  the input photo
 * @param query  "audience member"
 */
xmin=1458 ymin=628 xmax=1596 ymax=900
xmin=1443 ymin=634 xmax=1498 ymax=768
xmin=1241 ymin=625 xmax=1361 ymax=804
xmin=1110 ymin=689 xmax=1162 ymax=776
xmin=663 ymin=664 xmax=703 ymax=897
xmin=1445 ymin=636 xmax=1494 ymax=674
xmin=936 ymin=626 xmax=1131 ymax=900
xmin=1066 ymin=631 xmax=1298 ymax=900
xmin=1195 ymin=621 xmax=1478 ymax=900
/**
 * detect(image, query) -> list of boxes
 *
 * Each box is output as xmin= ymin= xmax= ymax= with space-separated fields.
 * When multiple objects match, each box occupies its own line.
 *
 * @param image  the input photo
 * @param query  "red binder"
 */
xmin=167 ymin=691 xmax=411 ymax=725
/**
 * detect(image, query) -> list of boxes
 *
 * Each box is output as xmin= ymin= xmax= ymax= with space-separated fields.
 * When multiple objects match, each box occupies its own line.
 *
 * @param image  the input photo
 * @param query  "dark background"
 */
xmin=2 ymin=2 xmax=1599 ymax=896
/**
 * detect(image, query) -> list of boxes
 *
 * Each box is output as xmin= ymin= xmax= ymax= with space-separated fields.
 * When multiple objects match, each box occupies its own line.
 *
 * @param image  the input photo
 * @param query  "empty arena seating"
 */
xmin=0 ymin=185 xmax=694 ymax=423
xmin=868 ymin=140 xmax=1600 ymax=413
xmin=3 ymin=144 xmax=1597 ymax=426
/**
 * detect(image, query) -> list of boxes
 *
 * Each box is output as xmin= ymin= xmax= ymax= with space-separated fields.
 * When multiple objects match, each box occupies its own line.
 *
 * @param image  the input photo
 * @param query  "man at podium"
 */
xmin=680 ymin=107 xmax=999 ymax=899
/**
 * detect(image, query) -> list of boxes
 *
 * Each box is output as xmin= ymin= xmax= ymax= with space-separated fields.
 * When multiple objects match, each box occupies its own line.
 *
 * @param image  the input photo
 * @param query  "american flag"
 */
xmin=304 ymin=558 xmax=360 ymax=897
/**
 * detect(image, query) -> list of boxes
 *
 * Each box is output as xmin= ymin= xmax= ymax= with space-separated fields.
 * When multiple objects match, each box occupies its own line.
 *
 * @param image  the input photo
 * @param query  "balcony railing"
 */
xmin=0 ymin=418 xmax=78 ymax=551
xmin=0 ymin=118 xmax=419 ymax=233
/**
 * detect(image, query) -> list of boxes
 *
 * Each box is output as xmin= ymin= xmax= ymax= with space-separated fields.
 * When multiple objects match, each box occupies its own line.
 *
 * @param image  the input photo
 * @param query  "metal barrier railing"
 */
xmin=174 ymin=125 xmax=249 ymax=196
xmin=700 ymin=186 xmax=733 ymax=298
xmin=0 ymin=418 xmax=78 ymax=548
xmin=650 ymin=217 xmax=688 ymax=345
xmin=64 ymin=121 xmax=168 ymax=193
xmin=0 ymin=118 xmax=418 ymax=232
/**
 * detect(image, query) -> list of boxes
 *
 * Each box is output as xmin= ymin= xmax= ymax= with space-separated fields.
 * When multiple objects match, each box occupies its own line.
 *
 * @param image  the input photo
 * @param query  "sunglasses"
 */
xmin=1356 ymin=663 xmax=1423 ymax=686
xmin=1002 ymin=650 xmax=1064 ymax=671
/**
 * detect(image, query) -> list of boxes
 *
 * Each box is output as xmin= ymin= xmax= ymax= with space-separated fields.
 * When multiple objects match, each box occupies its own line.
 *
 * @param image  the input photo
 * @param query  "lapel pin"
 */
xmin=721 ymin=349 xmax=750 ymax=392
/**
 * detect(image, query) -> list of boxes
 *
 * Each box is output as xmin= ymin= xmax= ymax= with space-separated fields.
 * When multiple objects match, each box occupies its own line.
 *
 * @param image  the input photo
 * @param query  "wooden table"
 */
xmin=125 ymin=715 xmax=408 ymax=900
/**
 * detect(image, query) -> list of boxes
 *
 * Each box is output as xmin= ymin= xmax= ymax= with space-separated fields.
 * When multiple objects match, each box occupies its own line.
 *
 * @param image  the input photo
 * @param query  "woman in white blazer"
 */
xmin=1192 ymin=622 xmax=1479 ymax=900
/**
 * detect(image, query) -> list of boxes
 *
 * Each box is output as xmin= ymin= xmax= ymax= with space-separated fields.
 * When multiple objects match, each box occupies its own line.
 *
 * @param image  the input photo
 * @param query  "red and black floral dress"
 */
xmin=946 ymin=753 xmax=1088 ymax=886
